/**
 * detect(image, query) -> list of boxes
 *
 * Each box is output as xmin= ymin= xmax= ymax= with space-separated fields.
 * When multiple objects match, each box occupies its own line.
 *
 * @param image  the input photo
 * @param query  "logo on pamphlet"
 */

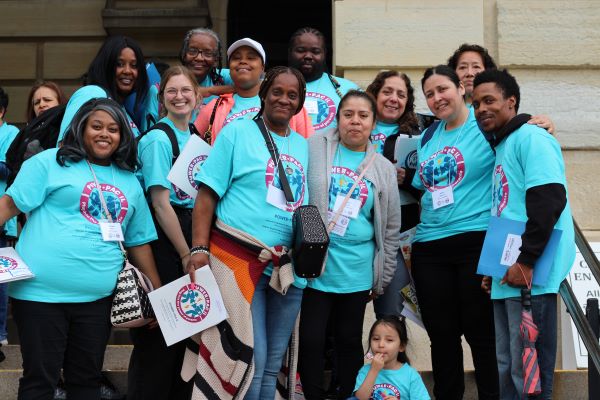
xmin=405 ymin=150 xmax=418 ymax=169
xmin=419 ymin=146 xmax=465 ymax=191
xmin=265 ymin=154 xmax=306 ymax=212
xmin=492 ymin=164 xmax=509 ymax=216
xmin=80 ymin=182 xmax=129 ymax=224
xmin=172 ymin=183 xmax=192 ymax=201
xmin=307 ymin=92 xmax=336 ymax=131
xmin=0 ymin=256 xmax=18 ymax=273
xmin=175 ymin=283 xmax=211 ymax=323
xmin=187 ymin=155 xmax=208 ymax=190
xmin=372 ymin=383 xmax=401 ymax=400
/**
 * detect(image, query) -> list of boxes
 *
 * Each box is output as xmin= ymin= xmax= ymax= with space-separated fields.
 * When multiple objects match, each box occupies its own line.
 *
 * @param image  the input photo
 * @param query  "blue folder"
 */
xmin=477 ymin=216 xmax=562 ymax=286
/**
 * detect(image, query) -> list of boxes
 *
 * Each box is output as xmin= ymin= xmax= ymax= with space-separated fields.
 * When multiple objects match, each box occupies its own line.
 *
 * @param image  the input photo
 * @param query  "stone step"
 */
xmin=0 ymin=368 xmax=589 ymax=400
xmin=0 ymin=344 xmax=132 ymax=371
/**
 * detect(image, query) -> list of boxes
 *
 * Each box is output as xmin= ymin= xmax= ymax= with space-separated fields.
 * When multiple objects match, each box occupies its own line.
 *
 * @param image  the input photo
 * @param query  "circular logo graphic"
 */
xmin=187 ymin=155 xmax=208 ymax=190
xmin=172 ymin=183 xmax=192 ymax=201
xmin=265 ymin=154 xmax=306 ymax=212
xmin=404 ymin=149 xmax=418 ymax=169
xmin=175 ymin=283 xmax=211 ymax=323
xmin=307 ymin=92 xmax=336 ymax=131
xmin=0 ymin=256 xmax=18 ymax=273
xmin=80 ymin=182 xmax=129 ymax=224
xmin=328 ymin=166 xmax=369 ymax=211
xmin=419 ymin=146 xmax=465 ymax=192
xmin=223 ymin=107 xmax=261 ymax=127
xmin=372 ymin=383 xmax=401 ymax=400
xmin=493 ymin=164 xmax=509 ymax=216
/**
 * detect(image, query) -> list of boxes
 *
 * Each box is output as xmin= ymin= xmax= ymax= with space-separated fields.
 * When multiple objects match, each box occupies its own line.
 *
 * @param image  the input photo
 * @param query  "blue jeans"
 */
xmin=493 ymin=294 xmax=557 ymax=400
xmin=373 ymin=251 xmax=409 ymax=318
xmin=245 ymin=274 xmax=303 ymax=400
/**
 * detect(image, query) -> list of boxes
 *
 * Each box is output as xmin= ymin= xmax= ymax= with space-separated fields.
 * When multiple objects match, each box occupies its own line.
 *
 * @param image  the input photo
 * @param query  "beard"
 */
xmin=288 ymin=57 xmax=326 ymax=82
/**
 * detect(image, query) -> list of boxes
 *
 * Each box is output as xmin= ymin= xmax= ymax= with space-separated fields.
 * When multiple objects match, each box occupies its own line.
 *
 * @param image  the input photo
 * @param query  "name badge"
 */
xmin=333 ymin=195 xmax=361 ymax=219
xmin=327 ymin=210 xmax=350 ymax=237
xmin=99 ymin=222 xmax=125 ymax=242
xmin=500 ymin=233 xmax=522 ymax=266
xmin=431 ymin=186 xmax=454 ymax=209
xmin=305 ymin=99 xmax=319 ymax=115
xmin=266 ymin=183 xmax=288 ymax=210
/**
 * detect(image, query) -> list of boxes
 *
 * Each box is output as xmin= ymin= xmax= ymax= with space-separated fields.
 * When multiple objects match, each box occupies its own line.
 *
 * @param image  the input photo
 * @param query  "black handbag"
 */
xmin=254 ymin=118 xmax=329 ymax=278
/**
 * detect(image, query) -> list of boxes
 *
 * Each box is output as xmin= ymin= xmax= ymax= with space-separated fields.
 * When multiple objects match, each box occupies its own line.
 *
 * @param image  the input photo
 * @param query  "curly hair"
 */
xmin=366 ymin=70 xmax=419 ymax=134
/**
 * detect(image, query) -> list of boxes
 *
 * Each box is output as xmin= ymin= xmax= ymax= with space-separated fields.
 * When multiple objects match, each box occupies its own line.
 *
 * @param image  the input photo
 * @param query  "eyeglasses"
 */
xmin=186 ymin=48 xmax=218 ymax=59
xmin=164 ymin=87 xmax=195 ymax=97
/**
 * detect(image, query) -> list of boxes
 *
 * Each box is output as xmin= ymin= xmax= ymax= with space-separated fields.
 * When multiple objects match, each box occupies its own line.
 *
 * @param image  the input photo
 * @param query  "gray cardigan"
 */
xmin=307 ymin=129 xmax=402 ymax=295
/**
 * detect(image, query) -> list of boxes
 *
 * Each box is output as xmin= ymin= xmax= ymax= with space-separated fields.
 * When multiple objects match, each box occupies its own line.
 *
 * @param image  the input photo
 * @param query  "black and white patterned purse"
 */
xmin=87 ymin=161 xmax=155 ymax=328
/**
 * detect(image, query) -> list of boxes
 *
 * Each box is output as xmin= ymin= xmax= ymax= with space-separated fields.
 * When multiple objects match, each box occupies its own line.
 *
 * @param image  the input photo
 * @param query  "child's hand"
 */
xmin=370 ymin=353 xmax=385 ymax=372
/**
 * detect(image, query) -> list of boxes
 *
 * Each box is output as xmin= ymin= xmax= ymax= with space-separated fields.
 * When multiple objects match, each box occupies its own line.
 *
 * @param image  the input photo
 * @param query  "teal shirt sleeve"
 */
xmin=353 ymin=365 xmax=370 ymax=393
xmin=6 ymin=153 xmax=52 ymax=212
xmin=138 ymin=129 xmax=174 ymax=192
xmin=197 ymin=128 xmax=235 ymax=198
xmin=123 ymin=186 xmax=158 ymax=247
xmin=411 ymin=139 xmax=424 ymax=190
xmin=517 ymin=129 xmax=565 ymax=189
xmin=58 ymin=85 xmax=108 ymax=143
xmin=408 ymin=366 xmax=431 ymax=400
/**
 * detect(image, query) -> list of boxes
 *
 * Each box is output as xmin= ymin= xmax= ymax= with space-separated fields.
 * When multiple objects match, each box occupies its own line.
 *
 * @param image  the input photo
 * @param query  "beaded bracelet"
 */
xmin=190 ymin=245 xmax=210 ymax=256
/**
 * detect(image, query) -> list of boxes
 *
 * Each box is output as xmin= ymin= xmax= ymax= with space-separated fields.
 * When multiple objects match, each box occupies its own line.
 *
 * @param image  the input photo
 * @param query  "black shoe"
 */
xmin=100 ymin=374 xmax=125 ymax=400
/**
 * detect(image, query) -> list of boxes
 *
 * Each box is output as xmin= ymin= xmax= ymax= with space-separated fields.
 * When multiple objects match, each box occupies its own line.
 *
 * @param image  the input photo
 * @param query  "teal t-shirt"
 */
xmin=305 ymin=74 xmax=359 ymax=135
xmin=353 ymin=363 xmax=431 ymax=400
xmin=137 ymin=117 xmax=195 ymax=208
xmin=491 ymin=124 xmax=575 ymax=299
xmin=200 ymin=68 xmax=233 ymax=105
xmin=411 ymin=109 xmax=493 ymax=242
xmin=371 ymin=121 xmax=399 ymax=155
xmin=309 ymin=145 xmax=375 ymax=293
xmin=0 ymin=122 xmax=20 ymax=237
xmin=223 ymin=94 xmax=260 ymax=128
xmin=197 ymin=119 xmax=309 ymax=288
xmin=58 ymin=85 xmax=141 ymax=143
xmin=6 ymin=149 xmax=157 ymax=302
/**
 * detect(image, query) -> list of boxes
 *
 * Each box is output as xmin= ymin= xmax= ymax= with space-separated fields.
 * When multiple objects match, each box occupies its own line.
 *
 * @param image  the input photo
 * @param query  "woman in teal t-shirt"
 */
xmin=299 ymin=90 xmax=401 ymax=399
xmin=411 ymin=65 xmax=497 ymax=400
xmin=129 ymin=65 xmax=201 ymax=400
xmin=0 ymin=98 xmax=160 ymax=399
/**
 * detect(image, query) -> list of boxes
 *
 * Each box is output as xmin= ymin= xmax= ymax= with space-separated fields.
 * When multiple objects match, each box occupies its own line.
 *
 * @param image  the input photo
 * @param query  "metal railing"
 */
xmin=559 ymin=219 xmax=600 ymax=399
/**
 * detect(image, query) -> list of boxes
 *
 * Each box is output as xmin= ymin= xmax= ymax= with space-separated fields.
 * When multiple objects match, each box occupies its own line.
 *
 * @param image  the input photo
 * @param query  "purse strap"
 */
xmin=86 ymin=160 xmax=127 ymax=259
xmin=327 ymin=152 xmax=377 ymax=233
xmin=254 ymin=117 xmax=295 ymax=203
xmin=203 ymin=97 xmax=222 ymax=144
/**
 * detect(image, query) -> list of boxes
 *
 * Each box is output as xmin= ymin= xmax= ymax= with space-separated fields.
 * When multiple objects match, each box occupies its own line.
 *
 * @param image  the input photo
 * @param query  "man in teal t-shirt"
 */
xmin=288 ymin=27 xmax=359 ymax=135
xmin=473 ymin=69 xmax=575 ymax=400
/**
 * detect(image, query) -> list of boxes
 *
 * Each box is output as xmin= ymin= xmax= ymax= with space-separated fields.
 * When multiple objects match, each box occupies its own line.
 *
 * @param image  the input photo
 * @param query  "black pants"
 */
xmin=11 ymin=297 xmax=112 ymax=400
xmin=411 ymin=231 xmax=499 ymax=400
xmin=298 ymin=288 xmax=370 ymax=400
xmin=127 ymin=205 xmax=193 ymax=400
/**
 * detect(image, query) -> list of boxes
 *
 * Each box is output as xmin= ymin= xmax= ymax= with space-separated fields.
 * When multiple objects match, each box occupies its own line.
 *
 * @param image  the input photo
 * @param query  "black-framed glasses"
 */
xmin=186 ymin=48 xmax=218 ymax=59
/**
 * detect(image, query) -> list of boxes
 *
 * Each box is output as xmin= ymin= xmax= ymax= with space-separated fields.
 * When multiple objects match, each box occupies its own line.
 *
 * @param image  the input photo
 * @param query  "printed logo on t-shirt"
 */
xmin=187 ymin=155 xmax=208 ymax=190
xmin=419 ymin=146 xmax=465 ymax=192
xmin=372 ymin=383 xmax=401 ymax=400
xmin=172 ymin=183 xmax=192 ymax=201
xmin=0 ymin=256 xmax=18 ymax=273
xmin=175 ymin=283 xmax=211 ymax=323
xmin=80 ymin=182 xmax=129 ymax=224
xmin=327 ymin=166 xmax=369 ymax=211
xmin=371 ymin=132 xmax=387 ymax=154
xmin=223 ymin=107 xmax=260 ymax=127
xmin=307 ymin=92 xmax=336 ymax=131
xmin=265 ymin=154 xmax=306 ymax=212
xmin=493 ymin=164 xmax=509 ymax=216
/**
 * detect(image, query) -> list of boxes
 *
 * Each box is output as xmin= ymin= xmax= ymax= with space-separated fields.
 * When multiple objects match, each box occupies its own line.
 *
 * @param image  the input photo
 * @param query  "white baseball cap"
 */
xmin=227 ymin=37 xmax=266 ymax=64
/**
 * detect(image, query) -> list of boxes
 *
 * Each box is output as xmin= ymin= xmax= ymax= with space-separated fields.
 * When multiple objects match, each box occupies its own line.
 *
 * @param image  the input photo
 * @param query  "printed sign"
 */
xmin=167 ymin=135 xmax=212 ymax=199
xmin=0 ymin=247 xmax=34 ymax=283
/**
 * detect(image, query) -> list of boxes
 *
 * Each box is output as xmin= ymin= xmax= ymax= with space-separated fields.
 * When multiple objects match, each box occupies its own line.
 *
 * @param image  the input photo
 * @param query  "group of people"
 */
xmin=0 ymin=24 xmax=575 ymax=400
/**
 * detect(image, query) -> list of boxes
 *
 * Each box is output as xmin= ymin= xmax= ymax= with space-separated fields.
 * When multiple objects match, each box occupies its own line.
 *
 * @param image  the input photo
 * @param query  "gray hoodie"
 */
xmin=307 ymin=129 xmax=402 ymax=294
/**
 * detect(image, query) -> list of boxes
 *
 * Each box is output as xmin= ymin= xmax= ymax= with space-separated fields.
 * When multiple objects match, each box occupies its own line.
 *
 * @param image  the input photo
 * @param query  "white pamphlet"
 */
xmin=149 ymin=266 xmax=228 ymax=346
xmin=394 ymin=135 xmax=420 ymax=169
xmin=0 ymin=247 xmax=34 ymax=284
xmin=167 ymin=135 xmax=212 ymax=199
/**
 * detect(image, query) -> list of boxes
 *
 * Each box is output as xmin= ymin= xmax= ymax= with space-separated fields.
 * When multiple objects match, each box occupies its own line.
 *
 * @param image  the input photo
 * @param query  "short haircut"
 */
xmin=255 ymin=66 xmax=306 ymax=119
xmin=421 ymin=64 xmax=461 ymax=90
xmin=179 ymin=28 xmax=225 ymax=86
xmin=26 ymin=81 xmax=67 ymax=122
xmin=58 ymin=98 xmax=139 ymax=171
xmin=335 ymin=89 xmax=377 ymax=123
xmin=473 ymin=68 xmax=521 ymax=112
xmin=158 ymin=65 xmax=200 ymax=118
xmin=287 ymin=27 xmax=327 ymax=55
xmin=447 ymin=43 xmax=497 ymax=71
xmin=86 ymin=35 xmax=149 ymax=111
xmin=366 ymin=70 xmax=419 ymax=133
